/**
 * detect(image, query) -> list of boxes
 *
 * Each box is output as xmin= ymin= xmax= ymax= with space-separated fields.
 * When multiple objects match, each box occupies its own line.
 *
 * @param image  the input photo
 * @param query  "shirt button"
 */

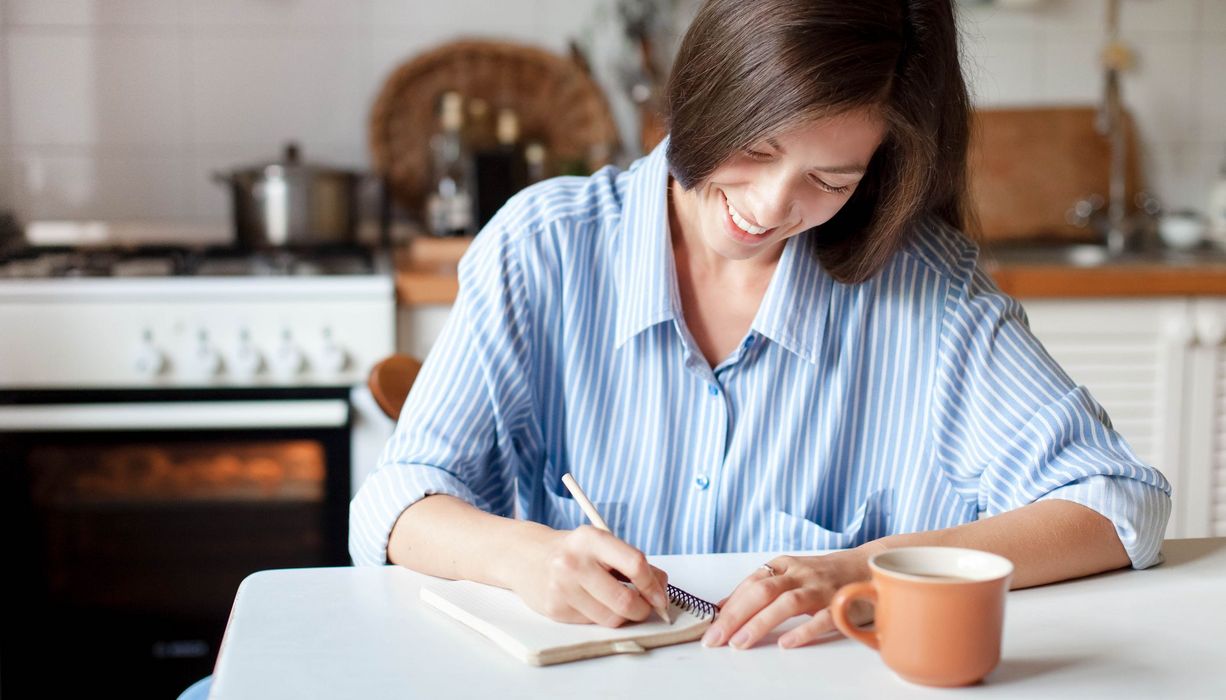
xmin=694 ymin=475 xmax=710 ymax=490
xmin=708 ymin=384 xmax=719 ymax=396
xmin=743 ymin=335 xmax=755 ymax=348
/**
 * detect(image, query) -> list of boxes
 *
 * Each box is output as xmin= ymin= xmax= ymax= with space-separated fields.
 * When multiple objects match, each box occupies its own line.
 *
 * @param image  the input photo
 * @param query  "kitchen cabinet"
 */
xmin=1020 ymin=297 xmax=1226 ymax=538
xmin=1188 ymin=300 xmax=1226 ymax=537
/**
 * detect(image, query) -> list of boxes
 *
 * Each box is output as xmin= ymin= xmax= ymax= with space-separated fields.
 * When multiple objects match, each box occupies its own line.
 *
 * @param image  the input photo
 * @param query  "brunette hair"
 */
xmin=665 ymin=0 xmax=974 ymax=283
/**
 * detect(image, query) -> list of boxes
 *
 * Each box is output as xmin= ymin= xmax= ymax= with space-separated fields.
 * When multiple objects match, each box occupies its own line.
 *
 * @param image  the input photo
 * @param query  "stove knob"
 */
xmin=271 ymin=341 xmax=307 ymax=377
xmin=188 ymin=342 xmax=224 ymax=377
xmin=316 ymin=342 xmax=350 ymax=374
xmin=134 ymin=342 xmax=167 ymax=377
xmin=231 ymin=342 xmax=265 ymax=378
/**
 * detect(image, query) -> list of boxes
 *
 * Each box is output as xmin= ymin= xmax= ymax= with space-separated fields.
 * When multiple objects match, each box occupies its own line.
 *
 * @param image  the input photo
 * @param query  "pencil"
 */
xmin=560 ymin=473 xmax=672 ymax=625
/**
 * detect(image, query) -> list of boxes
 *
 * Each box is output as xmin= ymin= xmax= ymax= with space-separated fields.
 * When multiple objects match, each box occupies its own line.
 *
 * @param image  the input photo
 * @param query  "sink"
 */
xmin=982 ymin=241 xmax=1226 ymax=268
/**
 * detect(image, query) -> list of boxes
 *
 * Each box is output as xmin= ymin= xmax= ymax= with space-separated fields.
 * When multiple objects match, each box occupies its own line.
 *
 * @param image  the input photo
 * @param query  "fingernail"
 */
xmin=729 ymin=630 xmax=749 ymax=649
xmin=778 ymin=636 xmax=795 ymax=649
xmin=651 ymin=591 xmax=669 ymax=610
xmin=701 ymin=627 xmax=722 ymax=647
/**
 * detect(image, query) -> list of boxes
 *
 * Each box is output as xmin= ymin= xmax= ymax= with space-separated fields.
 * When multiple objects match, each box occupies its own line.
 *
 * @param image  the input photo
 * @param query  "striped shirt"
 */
xmin=350 ymin=138 xmax=1171 ymax=569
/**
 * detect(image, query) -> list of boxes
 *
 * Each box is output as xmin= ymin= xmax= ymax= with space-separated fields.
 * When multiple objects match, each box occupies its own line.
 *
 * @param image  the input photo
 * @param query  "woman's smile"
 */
xmin=718 ymin=189 xmax=781 ymax=246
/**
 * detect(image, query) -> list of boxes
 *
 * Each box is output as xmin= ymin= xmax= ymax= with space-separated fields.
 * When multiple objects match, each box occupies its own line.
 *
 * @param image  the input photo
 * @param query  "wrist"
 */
xmin=492 ymin=520 xmax=561 ymax=591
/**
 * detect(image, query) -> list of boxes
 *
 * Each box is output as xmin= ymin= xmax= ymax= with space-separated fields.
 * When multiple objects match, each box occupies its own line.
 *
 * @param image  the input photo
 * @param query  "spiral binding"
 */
xmin=666 ymin=584 xmax=719 ymax=620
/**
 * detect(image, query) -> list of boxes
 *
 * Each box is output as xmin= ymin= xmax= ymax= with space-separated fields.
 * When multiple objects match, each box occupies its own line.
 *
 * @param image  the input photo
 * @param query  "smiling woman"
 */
xmin=350 ymin=0 xmax=1170 ymax=658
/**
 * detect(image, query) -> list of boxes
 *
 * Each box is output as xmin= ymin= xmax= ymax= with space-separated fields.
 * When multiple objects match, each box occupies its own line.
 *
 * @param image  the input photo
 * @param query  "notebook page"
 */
xmin=421 ymin=579 xmax=712 ymax=660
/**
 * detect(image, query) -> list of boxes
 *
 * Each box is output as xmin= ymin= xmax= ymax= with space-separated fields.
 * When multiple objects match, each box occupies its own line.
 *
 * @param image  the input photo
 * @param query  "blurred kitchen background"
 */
xmin=1 ymin=0 xmax=1225 ymax=697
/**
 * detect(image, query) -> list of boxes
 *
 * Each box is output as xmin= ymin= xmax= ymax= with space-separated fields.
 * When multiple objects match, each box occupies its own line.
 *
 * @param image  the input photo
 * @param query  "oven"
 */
xmin=0 ymin=243 xmax=396 ymax=698
xmin=0 ymin=387 xmax=372 ymax=697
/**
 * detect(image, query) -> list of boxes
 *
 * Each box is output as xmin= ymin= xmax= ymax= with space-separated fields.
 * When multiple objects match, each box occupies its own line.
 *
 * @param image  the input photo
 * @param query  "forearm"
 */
xmin=387 ymin=494 xmax=558 ymax=589
xmin=860 ymin=499 xmax=1131 ymax=589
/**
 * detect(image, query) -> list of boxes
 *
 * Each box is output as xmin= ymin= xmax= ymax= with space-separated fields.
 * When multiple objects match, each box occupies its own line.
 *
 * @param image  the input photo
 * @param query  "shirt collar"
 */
xmin=613 ymin=138 xmax=679 ymax=348
xmin=612 ymin=137 xmax=833 ymax=366
xmin=749 ymin=231 xmax=833 ymax=367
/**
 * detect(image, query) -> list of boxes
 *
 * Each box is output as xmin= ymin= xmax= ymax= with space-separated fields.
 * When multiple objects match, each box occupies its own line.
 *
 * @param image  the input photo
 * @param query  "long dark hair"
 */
xmin=665 ymin=0 xmax=974 ymax=283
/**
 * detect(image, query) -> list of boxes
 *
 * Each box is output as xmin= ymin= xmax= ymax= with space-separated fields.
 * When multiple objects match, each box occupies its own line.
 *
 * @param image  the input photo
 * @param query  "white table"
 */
xmin=209 ymin=539 xmax=1226 ymax=699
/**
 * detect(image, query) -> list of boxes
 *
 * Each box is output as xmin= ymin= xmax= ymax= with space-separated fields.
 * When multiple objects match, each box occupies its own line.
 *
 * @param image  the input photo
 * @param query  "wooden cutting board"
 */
xmin=968 ymin=106 xmax=1141 ymax=242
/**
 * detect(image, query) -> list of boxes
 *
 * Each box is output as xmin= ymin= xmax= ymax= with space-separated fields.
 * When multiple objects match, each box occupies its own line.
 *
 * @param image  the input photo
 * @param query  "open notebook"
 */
xmin=420 ymin=579 xmax=720 ymax=666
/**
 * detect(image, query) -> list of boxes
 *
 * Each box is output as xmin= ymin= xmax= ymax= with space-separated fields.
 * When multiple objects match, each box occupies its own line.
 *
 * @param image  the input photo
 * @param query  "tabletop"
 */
xmin=209 ymin=538 xmax=1226 ymax=699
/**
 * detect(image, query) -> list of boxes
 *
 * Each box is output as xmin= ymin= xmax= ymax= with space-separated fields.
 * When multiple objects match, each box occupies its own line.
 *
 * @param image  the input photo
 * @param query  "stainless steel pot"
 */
xmin=214 ymin=143 xmax=366 ymax=248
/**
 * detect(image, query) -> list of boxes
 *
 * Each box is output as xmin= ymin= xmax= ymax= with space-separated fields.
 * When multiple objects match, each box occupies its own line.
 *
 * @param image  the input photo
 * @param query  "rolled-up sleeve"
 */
xmin=349 ymin=219 xmax=540 ymax=566
xmin=931 ymin=259 xmax=1171 ymax=569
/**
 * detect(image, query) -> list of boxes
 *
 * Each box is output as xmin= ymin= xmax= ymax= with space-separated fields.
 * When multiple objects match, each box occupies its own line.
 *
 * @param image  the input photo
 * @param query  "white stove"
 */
xmin=0 ymin=246 xmax=395 ymax=389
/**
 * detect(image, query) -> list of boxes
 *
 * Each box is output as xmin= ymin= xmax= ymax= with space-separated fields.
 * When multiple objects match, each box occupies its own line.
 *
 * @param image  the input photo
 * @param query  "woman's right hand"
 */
xmin=508 ymin=524 xmax=670 ymax=627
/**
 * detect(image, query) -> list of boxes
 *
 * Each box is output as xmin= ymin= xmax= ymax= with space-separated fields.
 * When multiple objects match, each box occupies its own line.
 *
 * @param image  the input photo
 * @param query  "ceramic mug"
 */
xmin=829 ymin=546 xmax=1014 ymax=687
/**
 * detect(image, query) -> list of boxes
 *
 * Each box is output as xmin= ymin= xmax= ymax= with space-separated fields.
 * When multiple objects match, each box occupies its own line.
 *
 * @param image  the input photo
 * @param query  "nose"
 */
xmin=746 ymin=171 xmax=797 ymax=228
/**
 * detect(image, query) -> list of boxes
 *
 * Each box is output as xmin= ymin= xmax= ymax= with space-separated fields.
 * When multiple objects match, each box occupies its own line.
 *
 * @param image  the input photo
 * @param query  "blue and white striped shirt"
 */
xmin=350 ymin=139 xmax=1171 ymax=569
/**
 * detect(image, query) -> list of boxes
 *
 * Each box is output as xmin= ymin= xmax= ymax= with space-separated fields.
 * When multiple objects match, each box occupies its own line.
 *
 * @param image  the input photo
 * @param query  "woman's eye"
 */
xmin=743 ymin=148 xmax=773 ymax=161
xmin=810 ymin=175 xmax=851 ymax=195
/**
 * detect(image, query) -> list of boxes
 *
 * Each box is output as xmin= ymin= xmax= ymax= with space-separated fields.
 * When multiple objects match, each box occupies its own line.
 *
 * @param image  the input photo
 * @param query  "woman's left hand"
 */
xmin=701 ymin=548 xmax=875 ymax=650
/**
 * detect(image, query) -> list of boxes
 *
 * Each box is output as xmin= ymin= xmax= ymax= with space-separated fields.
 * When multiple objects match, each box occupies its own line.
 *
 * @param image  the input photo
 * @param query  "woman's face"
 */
xmin=671 ymin=107 xmax=887 ymax=265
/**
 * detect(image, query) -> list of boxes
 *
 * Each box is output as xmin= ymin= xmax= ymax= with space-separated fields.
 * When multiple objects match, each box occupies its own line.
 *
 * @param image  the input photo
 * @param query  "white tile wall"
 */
xmin=5 ymin=0 xmax=185 ymax=27
xmin=960 ymin=0 xmax=1226 ymax=216
xmin=8 ymin=32 xmax=185 ymax=148
xmin=0 ymin=0 xmax=1223 ymax=224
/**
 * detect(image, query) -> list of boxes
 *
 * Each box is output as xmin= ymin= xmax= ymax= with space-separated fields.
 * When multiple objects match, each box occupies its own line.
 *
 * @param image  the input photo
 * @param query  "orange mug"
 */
xmin=830 ymin=546 xmax=1014 ymax=687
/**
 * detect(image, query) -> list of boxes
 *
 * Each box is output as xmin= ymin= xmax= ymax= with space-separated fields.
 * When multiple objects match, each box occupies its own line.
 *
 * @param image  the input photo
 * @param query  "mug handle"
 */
xmin=830 ymin=581 xmax=879 ymax=650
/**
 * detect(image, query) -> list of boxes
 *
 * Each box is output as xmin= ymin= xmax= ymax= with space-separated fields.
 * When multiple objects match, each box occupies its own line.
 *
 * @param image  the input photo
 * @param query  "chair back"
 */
xmin=367 ymin=354 xmax=423 ymax=421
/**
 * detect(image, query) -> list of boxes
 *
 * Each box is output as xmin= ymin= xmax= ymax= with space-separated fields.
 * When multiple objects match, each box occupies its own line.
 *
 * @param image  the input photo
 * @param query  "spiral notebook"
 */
xmin=420 ymin=580 xmax=720 ymax=666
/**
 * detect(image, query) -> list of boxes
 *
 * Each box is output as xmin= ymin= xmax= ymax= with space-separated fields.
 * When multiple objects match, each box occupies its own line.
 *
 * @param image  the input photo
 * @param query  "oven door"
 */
xmin=0 ymin=388 xmax=353 ymax=699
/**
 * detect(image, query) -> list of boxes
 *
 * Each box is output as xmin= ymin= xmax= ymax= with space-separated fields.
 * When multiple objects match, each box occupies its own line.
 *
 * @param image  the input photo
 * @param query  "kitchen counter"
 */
xmin=394 ymin=236 xmax=1226 ymax=306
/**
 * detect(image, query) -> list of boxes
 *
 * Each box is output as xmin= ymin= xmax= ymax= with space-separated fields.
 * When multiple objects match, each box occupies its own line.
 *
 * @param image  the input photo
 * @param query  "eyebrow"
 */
xmin=765 ymin=137 xmax=867 ymax=175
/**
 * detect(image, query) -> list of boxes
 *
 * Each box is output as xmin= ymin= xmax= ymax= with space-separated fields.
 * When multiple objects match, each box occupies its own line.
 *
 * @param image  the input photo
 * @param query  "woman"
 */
xmin=350 ymin=0 xmax=1170 ymax=652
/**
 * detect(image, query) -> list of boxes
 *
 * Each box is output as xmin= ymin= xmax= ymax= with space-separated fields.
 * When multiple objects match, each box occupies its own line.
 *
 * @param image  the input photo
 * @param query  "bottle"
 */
xmin=1209 ymin=150 xmax=1226 ymax=249
xmin=524 ymin=141 xmax=548 ymax=184
xmin=425 ymin=92 xmax=475 ymax=237
xmin=465 ymin=98 xmax=496 ymax=154
xmin=473 ymin=108 xmax=528 ymax=229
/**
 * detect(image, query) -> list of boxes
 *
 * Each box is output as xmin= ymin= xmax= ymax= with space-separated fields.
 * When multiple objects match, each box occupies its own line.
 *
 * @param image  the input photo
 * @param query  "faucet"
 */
xmin=1095 ymin=0 xmax=1134 ymax=255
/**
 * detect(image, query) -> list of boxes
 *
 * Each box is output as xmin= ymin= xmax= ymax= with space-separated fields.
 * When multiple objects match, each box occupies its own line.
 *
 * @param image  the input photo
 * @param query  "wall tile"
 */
xmin=9 ymin=148 xmax=186 ymax=219
xmin=1032 ymin=0 xmax=1107 ymax=31
xmin=1120 ymin=0 xmax=1198 ymax=35
xmin=373 ymin=0 xmax=535 ymax=36
xmin=1198 ymin=39 xmax=1226 ymax=142
xmin=1202 ymin=0 xmax=1226 ymax=33
xmin=4 ymin=0 xmax=184 ymax=27
xmin=959 ymin=3 xmax=1040 ymax=36
xmin=1036 ymin=30 xmax=1105 ymax=103
xmin=0 ymin=34 xmax=8 ymax=146
xmin=1144 ymin=141 xmax=1195 ymax=210
xmin=963 ymin=34 xmax=1040 ymax=105
xmin=8 ymin=33 xmax=184 ymax=148
xmin=190 ymin=0 xmax=372 ymax=31
xmin=190 ymin=33 xmax=372 ymax=149
xmin=1123 ymin=38 xmax=1198 ymax=142
xmin=0 ymin=149 xmax=11 ymax=207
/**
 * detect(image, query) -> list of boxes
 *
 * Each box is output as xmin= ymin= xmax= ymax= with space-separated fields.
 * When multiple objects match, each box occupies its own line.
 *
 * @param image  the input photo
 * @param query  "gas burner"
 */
xmin=0 ymin=246 xmax=380 ymax=279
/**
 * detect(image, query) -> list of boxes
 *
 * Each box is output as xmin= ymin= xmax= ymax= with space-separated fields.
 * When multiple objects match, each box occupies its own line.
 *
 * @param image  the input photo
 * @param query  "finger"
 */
xmin=702 ymin=574 xmax=785 ymax=647
xmin=579 ymin=567 xmax=654 ymax=623
xmin=727 ymin=585 xmax=823 ymax=650
xmin=715 ymin=559 xmax=782 ymax=613
xmin=566 ymin=578 xmax=632 ymax=628
xmin=540 ymin=600 xmax=594 ymax=625
xmin=777 ymin=608 xmax=840 ymax=649
xmin=590 ymin=531 xmax=670 ymax=614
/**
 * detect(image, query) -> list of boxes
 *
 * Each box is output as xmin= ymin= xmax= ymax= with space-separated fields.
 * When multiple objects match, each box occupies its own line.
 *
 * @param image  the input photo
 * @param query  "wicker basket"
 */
xmin=368 ymin=39 xmax=621 ymax=216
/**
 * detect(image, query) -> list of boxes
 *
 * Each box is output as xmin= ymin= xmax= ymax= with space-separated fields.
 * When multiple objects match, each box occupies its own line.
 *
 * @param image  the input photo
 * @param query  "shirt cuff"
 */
xmin=348 ymin=463 xmax=483 ymax=567
xmin=1036 ymin=475 xmax=1172 ymax=569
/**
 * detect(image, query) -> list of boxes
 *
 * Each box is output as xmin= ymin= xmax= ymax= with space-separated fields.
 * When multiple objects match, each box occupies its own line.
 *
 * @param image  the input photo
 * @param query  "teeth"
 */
xmin=725 ymin=196 xmax=768 ymax=235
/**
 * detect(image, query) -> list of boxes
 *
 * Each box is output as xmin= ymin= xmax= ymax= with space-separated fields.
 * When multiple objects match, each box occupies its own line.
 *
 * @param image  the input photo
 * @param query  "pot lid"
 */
xmin=230 ymin=142 xmax=361 ymax=179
